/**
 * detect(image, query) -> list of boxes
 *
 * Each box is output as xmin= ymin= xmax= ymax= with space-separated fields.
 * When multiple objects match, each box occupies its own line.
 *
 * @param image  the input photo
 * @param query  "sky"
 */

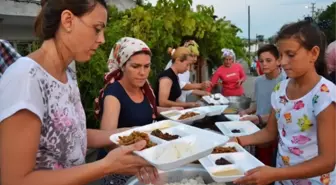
xmin=146 ymin=0 xmax=334 ymax=39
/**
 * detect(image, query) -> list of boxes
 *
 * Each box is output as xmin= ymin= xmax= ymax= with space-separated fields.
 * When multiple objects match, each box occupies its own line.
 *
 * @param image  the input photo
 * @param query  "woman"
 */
xmin=234 ymin=20 xmax=335 ymax=185
xmin=95 ymin=37 xmax=184 ymax=185
xmin=207 ymin=48 xmax=246 ymax=96
xmin=164 ymin=40 xmax=211 ymax=102
xmin=155 ymin=47 xmax=200 ymax=108
xmin=326 ymin=40 xmax=336 ymax=84
xmin=0 ymin=1 xmax=157 ymax=185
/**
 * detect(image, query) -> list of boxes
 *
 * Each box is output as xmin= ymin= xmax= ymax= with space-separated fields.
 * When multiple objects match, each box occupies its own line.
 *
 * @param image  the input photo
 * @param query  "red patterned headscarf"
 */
xmin=94 ymin=37 xmax=158 ymax=120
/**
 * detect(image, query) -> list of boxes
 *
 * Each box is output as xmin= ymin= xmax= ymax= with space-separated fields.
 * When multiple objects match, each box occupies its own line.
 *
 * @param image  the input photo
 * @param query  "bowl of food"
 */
xmin=125 ymin=164 xmax=228 ymax=185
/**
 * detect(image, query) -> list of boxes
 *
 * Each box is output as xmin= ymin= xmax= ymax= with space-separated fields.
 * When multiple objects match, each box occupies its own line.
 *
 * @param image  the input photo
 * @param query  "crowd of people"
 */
xmin=0 ymin=0 xmax=335 ymax=185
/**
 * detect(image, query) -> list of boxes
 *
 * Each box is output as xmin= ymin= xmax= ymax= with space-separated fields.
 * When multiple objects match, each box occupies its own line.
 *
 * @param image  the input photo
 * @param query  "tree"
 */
xmin=317 ymin=2 xmax=335 ymax=44
xmin=76 ymin=0 xmax=246 ymax=128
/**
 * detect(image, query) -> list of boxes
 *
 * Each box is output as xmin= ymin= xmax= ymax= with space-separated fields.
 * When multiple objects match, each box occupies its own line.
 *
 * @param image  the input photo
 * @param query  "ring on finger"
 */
xmin=142 ymin=167 xmax=151 ymax=182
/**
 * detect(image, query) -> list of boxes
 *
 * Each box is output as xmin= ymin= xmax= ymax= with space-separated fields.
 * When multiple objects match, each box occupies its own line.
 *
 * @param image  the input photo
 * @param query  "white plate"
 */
xmin=110 ymin=129 xmax=168 ymax=147
xmin=160 ymin=109 xmax=207 ymax=125
xmin=215 ymin=121 xmax=260 ymax=137
xmin=199 ymin=148 xmax=264 ymax=182
xmin=211 ymin=142 xmax=246 ymax=154
xmin=110 ymin=122 xmax=230 ymax=171
xmin=225 ymin=114 xmax=250 ymax=121
xmin=139 ymin=135 xmax=228 ymax=171
xmin=224 ymin=114 xmax=240 ymax=121
xmin=192 ymin=105 xmax=228 ymax=117
xmin=156 ymin=125 xmax=191 ymax=140
xmin=203 ymin=93 xmax=229 ymax=105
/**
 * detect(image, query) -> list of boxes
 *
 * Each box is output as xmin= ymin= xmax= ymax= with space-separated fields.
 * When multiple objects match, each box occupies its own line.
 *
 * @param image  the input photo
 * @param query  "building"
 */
xmin=0 ymin=0 xmax=136 ymax=55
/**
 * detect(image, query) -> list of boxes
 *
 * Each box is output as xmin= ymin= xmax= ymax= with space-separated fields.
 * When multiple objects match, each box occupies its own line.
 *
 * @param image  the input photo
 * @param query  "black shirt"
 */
xmin=155 ymin=68 xmax=182 ymax=105
xmin=100 ymin=81 xmax=153 ymax=128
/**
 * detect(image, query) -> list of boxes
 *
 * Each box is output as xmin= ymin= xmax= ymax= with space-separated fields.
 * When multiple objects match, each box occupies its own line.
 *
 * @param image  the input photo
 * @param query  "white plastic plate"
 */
xmin=139 ymin=135 xmax=228 ymax=171
xmin=199 ymin=147 xmax=264 ymax=182
xmin=202 ymin=93 xmax=229 ymax=105
xmin=225 ymin=114 xmax=250 ymax=121
xmin=193 ymin=105 xmax=228 ymax=117
xmin=160 ymin=109 xmax=207 ymax=125
xmin=215 ymin=121 xmax=260 ymax=137
xmin=110 ymin=122 xmax=230 ymax=171
xmin=224 ymin=114 xmax=240 ymax=121
xmin=211 ymin=142 xmax=246 ymax=154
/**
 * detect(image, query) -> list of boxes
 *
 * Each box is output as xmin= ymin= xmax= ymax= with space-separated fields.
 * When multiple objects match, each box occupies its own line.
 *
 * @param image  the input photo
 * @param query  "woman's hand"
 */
xmin=234 ymin=166 xmax=278 ymax=185
xmin=136 ymin=166 xmax=159 ymax=184
xmin=102 ymin=140 xmax=159 ymax=184
xmin=236 ymin=79 xmax=243 ymax=87
xmin=240 ymin=115 xmax=259 ymax=124
xmin=201 ymin=81 xmax=212 ymax=89
xmin=238 ymin=110 xmax=248 ymax=116
xmin=170 ymin=107 xmax=184 ymax=110
xmin=187 ymin=102 xmax=201 ymax=108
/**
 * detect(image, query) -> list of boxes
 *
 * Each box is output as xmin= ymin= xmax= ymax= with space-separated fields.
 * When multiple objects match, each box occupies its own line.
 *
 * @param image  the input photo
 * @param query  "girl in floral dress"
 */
xmin=233 ymin=20 xmax=335 ymax=185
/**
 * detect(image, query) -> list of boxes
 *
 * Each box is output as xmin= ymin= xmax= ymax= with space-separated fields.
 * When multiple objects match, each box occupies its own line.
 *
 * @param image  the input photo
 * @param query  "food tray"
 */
xmin=224 ymin=114 xmax=240 ymax=121
xmin=160 ymin=108 xmax=207 ymax=125
xmin=215 ymin=121 xmax=260 ymax=137
xmin=110 ymin=120 xmax=230 ymax=171
xmin=203 ymin=93 xmax=229 ymax=105
xmin=199 ymin=143 xmax=264 ymax=183
xmin=225 ymin=114 xmax=250 ymax=121
xmin=193 ymin=105 xmax=228 ymax=117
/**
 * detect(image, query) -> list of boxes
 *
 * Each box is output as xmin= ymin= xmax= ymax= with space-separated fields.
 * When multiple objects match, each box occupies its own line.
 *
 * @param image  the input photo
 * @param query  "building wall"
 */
xmin=0 ymin=24 xmax=35 ymax=41
xmin=0 ymin=0 xmax=136 ymax=41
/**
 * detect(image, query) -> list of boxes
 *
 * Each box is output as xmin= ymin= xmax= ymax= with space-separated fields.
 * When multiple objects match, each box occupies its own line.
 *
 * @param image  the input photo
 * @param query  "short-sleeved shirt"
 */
xmin=272 ymin=77 xmax=336 ymax=185
xmin=100 ymin=81 xmax=153 ymax=128
xmin=255 ymin=74 xmax=284 ymax=115
xmin=208 ymin=63 xmax=246 ymax=96
xmin=155 ymin=68 xmax=182 ymax=105
xmin=0 ymin=57 xmax=87 ymax=170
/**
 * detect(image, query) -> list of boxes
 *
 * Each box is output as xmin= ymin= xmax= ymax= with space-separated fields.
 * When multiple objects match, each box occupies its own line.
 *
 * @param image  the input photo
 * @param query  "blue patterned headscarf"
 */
xmin=221 ymin=48 xmax=236 ymax=62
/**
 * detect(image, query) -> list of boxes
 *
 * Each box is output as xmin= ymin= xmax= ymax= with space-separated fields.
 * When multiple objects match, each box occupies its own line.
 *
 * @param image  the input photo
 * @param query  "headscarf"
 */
xmin=326 ymin=40 xmax=336 ymax=73
xmin=183 ymin=40 xmax=200 ymax=56
xmin=221 ymin=48 xmax=236 ymax=62
xmin=94 ymin=37 xmax=158 ymax=120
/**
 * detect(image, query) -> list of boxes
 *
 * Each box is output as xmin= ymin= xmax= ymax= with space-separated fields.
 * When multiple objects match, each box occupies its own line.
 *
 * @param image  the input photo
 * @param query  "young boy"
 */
xmin=239 ymin=44 xmax=285 ymax=165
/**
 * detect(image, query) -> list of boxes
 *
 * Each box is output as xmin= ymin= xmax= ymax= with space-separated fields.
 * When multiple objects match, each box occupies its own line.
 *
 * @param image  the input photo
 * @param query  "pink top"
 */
xmin=208 ymin=63 xmax=246 ymax=96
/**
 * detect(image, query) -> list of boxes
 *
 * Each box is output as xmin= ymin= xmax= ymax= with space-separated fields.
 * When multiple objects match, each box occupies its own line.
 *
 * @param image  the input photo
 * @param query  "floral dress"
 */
xmin=271 ymin=77 xmax=336 ymax=185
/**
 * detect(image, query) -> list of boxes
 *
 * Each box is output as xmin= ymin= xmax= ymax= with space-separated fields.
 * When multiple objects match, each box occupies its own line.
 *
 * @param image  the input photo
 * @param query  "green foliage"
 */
xmin=77 ymin=0 xmax=246 ymax=128
xmin=77 ymin=49 xmax=108 ymax=128
xmin=317 ymin=2 xmax=335 ymax=44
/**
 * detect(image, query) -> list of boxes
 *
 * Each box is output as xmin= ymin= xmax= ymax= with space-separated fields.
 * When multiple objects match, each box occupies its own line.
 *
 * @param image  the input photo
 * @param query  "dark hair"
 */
xmin=35 ymin=0 xmax=107 ymax=41
xmin=257 ymin=44 xmax=279 ymax=59
xmin=276 ymin=20 xmax=328 ymax=77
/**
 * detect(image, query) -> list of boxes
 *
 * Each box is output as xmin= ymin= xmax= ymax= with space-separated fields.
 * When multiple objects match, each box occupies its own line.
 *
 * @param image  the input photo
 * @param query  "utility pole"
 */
xmin=311 ymin=2 xmax=316 ymax=18
xmin=248 ymin=5 xmax=251 ymax=61
xmin=306 ymin=2 xmax=316 ymax=19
